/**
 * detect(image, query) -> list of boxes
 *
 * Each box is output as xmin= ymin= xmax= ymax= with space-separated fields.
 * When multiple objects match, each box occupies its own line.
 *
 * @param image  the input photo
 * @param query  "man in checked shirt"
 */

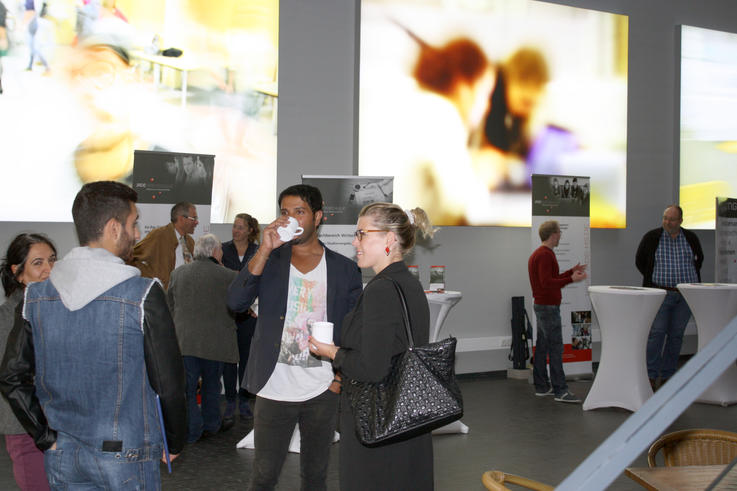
xmin=636 ymin=205 xmax=704 ymax=389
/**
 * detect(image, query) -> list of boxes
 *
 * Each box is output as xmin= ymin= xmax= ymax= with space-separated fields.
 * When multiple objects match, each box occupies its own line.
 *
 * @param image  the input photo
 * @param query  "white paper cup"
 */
xmin=311 ymin=321 xmax=334 ymax=344
xmin=277 ymin=217 xmax=304 ymax=241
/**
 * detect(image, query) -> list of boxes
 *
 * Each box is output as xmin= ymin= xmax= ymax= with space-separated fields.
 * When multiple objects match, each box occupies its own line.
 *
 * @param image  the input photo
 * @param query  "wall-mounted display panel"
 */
xmin=680 ymin=25 xmax=737 ymax=229
xmin=0 ymin=0 xmax=278 ymax=223
xmin=359 ymin=0 xmax=628 ymax=227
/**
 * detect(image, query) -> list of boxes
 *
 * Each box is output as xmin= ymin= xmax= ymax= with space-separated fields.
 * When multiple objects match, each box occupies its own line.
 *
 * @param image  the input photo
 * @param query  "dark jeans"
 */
xmin=533 ymin=304 xmax=568 ymax=396
xmin=183 ymin=356 xmax=224 ymax=442
xmin=250 ymin=389 xmax=339 ymax=491
xmin=647 ymin=290 xmax=692 ymax=380
xmin=223 ymin=316 xmax=256 ymax=403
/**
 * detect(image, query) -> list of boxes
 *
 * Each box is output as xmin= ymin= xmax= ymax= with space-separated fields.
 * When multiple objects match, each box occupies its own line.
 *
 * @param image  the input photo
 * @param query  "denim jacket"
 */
xmin=0 ymin=247 xmax=187 ymax=455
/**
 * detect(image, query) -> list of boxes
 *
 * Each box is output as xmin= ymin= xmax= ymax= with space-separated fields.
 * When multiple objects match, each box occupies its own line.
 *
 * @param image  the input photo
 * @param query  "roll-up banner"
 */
xmin=716 ymin=197 xmax=737 ymax=283
xmin=132 ymin=150 xmax=213 ymax=240
xmin=301 ymin=175 xmax=393 ymax=261
xmin=531 ymin=174 xmax=592 ymax=376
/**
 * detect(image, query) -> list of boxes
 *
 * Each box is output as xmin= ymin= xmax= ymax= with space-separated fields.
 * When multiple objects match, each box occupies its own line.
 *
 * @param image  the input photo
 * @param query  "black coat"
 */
xmin=333 ymin=261 xmax=434 ymax=491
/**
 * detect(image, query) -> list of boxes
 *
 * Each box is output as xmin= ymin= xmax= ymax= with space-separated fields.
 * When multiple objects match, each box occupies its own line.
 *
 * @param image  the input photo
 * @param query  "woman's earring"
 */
xmin=385 ymin=246 xmax=390 ymax=256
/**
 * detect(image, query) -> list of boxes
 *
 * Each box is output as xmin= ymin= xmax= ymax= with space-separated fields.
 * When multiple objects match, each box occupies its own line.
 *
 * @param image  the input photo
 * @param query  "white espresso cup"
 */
xmin=311 ymin=321 xmax=334 ymax=344
xmin=277 ymin=216 xmax=304 ymax=242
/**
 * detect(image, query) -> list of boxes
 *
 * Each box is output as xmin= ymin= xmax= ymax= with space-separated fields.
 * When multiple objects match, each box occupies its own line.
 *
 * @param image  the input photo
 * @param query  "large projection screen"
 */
xmin=359 ymin=0 xmax=628 ymax=228
xmin=0 ymin=0 xmax=278 ymax=224
xmin=680 ymin=25 xmax=737 ymax=229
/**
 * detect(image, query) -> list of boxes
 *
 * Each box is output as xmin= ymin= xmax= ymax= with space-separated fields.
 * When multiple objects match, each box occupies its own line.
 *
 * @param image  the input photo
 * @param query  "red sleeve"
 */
xmin=536 ymin=251 xmax=573 ymax=290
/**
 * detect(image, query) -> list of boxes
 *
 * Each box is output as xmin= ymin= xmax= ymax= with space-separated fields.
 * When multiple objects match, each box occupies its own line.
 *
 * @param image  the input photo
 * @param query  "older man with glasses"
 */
xmin=129 ymin=201 xmax=198 ymax=289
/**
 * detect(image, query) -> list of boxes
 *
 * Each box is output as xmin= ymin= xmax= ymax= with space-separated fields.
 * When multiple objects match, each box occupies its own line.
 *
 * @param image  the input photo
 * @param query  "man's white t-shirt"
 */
xmin=258 ymin=251 xmax=333 ymax=402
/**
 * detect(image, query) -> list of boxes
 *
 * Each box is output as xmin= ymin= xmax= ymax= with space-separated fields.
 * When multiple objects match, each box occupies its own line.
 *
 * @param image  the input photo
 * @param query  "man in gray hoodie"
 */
xmin=0 ymin=181 xmax=187 ymax=489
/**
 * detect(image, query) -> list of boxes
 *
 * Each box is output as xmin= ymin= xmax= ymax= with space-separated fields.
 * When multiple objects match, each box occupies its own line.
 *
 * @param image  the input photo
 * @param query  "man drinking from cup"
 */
xmin=227 ymin=184 xmax=362 ymax=491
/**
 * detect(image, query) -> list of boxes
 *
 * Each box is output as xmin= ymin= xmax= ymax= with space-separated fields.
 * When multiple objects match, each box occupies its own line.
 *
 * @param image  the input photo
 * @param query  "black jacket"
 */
xmin=635 ymin=227 xmax=704 ymax=287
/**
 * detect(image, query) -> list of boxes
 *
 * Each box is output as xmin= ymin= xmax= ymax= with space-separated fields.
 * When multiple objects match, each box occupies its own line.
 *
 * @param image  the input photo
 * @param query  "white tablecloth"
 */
xmin=426 ymin=290 xmax=462 ymax=342
xmin=583 ymin=286 xmax=665 ymax=411
xmin=678 ymin=283 xmax=737 ymax=406
xmin=425 ymin=290 xmax=468 ymax=434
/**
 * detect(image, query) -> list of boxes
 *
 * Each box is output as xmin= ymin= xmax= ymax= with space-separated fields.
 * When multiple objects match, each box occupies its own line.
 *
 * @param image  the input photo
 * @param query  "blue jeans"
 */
xmin=183 ymin=356 xmax=224 ymax=442
xmin=45 ymin=433 xmax=161 ymax=490
xmin=251 ymin=389 xmax=339 ymax=491
xmin=533 ymin=304 xmax=568 ymax=396
xmin=647 ymin=290 xmax=692 ymax=380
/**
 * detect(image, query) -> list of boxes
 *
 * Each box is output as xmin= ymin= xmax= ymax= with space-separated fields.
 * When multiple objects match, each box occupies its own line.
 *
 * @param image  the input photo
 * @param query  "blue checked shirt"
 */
xmin=652 ymin=229 xmax=699 ymax=287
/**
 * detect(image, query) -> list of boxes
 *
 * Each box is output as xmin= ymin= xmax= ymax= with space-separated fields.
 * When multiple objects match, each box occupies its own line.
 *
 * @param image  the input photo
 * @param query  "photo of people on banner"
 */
xmin=571 ymin=310 xmax=592 ymax=350
xmin=132 ymin=150 xmax=214 ymax=206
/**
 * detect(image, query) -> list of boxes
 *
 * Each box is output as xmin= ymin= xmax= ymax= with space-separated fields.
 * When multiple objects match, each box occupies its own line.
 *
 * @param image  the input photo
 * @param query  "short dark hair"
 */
xmin=72 ymin=181 xmax=137 ymax=246
xmin=278 ymin=184 xmax=323 ymax=214
xmin=170 ymin=202 xmax=194 ymax=223
xmin=1 ymin=233 xmax=57 ymax=297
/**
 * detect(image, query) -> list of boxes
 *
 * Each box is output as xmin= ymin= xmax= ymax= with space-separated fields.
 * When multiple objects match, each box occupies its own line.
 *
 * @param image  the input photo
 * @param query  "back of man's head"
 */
xmin=278 ymin=184 xmax=323 ymax=214
xmin=72 ymin=181 xmax=138 ymax=246
xmin=538 ymin=220 xmax=559 ymax=242
xmin=170 ymin=202 xmax=194 ymax=223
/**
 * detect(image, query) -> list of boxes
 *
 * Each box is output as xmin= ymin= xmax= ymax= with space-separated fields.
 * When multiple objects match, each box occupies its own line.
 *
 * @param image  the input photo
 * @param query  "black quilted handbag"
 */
xmin=345 ymin=276 xmax=463 ymax=446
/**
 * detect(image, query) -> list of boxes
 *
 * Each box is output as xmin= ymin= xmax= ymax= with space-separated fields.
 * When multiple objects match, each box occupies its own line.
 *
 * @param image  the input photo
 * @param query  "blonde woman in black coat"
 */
xmin=309 ymin=202 xmax=436 ymax=491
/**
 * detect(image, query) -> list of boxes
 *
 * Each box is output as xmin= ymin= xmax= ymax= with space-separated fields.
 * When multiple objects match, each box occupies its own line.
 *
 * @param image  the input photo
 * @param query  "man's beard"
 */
xmin=117 ymin=230 xmax=136 ymax=261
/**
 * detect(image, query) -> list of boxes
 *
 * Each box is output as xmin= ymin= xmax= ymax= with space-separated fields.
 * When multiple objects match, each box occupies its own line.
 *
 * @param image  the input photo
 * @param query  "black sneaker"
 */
xmin=535 ymin=387 xmax=554 ymax=397
xmin=554 ymin=391 xmax=581 ymax=403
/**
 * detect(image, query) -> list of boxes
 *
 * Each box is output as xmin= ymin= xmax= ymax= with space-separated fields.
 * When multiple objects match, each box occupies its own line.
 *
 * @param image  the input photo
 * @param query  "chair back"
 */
xmin=482 ymin=470 xmax=554 ymax=491
xmin=647 ymin=429 xmax=737 ymax=467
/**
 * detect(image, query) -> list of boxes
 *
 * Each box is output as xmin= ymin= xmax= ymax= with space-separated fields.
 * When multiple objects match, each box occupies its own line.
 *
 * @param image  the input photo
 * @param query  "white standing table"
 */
xmin=583 ymin=286 xmax=665 ymax=412
xmin=425 ymin=290 xmax=468 ymax=434
xmin=426 ymin=290 xmax=463 ymax=342
xmin=677 ymin=283 xmax=737 ymax=406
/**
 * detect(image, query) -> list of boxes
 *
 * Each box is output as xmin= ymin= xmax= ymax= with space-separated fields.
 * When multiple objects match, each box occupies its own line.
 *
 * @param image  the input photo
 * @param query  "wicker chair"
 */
xmin=647 ymin=429 xmax=737 ymax=467
xmin=482 ymin=470 xmax=554 ymax=491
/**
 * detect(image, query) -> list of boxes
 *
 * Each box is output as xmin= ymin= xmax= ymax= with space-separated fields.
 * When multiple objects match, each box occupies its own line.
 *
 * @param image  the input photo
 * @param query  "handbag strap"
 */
xmin=382 ymin=276 xmax=415 ymax=349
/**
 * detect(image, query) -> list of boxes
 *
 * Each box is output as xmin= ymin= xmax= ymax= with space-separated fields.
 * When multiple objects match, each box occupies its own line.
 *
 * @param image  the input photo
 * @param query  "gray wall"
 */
xmin=2 ymin=0 xmax=736 ymax=372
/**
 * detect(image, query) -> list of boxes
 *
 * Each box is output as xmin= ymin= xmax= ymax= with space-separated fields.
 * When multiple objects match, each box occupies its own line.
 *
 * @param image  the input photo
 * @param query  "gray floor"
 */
xmin=1 ymin=372 xmax=736 ymax=490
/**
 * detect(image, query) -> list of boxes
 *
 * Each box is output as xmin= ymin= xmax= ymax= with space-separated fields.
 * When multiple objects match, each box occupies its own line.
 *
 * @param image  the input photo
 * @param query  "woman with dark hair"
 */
xmin=221 ymin=213 xmax=260 ymax=424
xmin=309 ymin=203 xmax=436 ymax=490
xmin=0 ymin=233 xmax=56 ymax=491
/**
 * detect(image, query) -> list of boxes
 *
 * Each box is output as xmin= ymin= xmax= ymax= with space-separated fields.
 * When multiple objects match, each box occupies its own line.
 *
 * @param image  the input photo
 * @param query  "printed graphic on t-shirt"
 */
xmin=278 ymin=277 xmax=326 ymax=367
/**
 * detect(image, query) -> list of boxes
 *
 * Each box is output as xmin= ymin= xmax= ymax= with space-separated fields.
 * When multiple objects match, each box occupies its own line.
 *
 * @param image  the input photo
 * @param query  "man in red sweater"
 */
xmin=528 ymin=220 xmax=587 ymax=403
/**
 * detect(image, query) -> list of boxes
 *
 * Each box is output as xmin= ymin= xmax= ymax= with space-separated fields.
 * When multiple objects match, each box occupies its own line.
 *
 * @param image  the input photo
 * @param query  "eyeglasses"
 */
xmin=354 ymin=229 xmax=384 ymax=241
xmin=184 ymin=215 xmax=198 ymax=222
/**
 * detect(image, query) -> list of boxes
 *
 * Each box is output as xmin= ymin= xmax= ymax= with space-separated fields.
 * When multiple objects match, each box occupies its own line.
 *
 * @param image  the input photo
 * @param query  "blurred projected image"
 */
xmin=680 ymin=25 xmax=737 ymax=229
xmin=359 ymin=0 xmax=628 ymax=227
xmin=0 ymin=0 xmax=277 ymax=223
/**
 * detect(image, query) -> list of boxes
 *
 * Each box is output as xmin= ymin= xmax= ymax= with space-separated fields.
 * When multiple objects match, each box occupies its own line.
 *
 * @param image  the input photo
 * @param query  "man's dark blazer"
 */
xmin=227 ymin=241 xmax=362 ymax=394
